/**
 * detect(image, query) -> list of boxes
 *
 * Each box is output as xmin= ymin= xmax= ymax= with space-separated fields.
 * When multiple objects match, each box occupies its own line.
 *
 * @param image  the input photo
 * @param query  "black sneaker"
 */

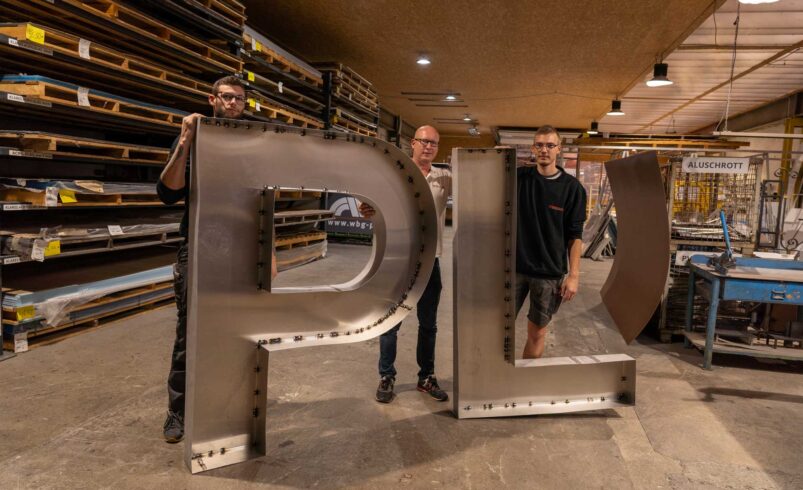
xmin=375 ymin=375 xmax=395 ymax=403
xmin=417 ymin=375 xmax=448 ymax=401
xmin=163 ymin=410 xmax=184 ymax=443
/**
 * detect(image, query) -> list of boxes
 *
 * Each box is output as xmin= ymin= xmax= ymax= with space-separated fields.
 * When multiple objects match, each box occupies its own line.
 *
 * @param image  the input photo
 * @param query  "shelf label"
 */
xmin=3 ymin=256 xmax=21 ymax=264
xmin=277 ymin=81 xmax=283 ymax=94
xmin=14 ymin=333 xmax=28 ymax=353
xmin=256 ymin=41 xmax=263 ymax=52
xmin=78 ymin=38 xmax=91 ymax=60
xmin=255 ymin=101 xmax=261 ymax=112
xmin=77 ymin=86 xmax=90 ymax=107
xmin=246 ymin=70 xmax=255 ymax=82
xmin=45 ymin=187 xmax=58 ymax=206
xmin=25 ymin=24 xmax=45 ymax=45
xmin=59 ymin=189 xmax=77 ymax=203
xmin=44 ymin=240 xmax=61 ymax=257
xmin=16 ymin=305 xmax=36 ymax=321
xmin=8 ymin=38 xmax=18 ymax=47
xmin=9 ymin=149 xmax=23 ymax=156
xmin=7 ymin=93 xmax=24 ymax=103
xmin=248 ymin=98 xmax=256 ymax=109
xmin=108 ymin=225 xmax=124 ymax=236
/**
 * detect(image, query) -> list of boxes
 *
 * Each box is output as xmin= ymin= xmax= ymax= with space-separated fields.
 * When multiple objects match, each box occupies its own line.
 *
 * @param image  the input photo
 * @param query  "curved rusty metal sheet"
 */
xmin=601 ymin=151 xmax=670 ymax=343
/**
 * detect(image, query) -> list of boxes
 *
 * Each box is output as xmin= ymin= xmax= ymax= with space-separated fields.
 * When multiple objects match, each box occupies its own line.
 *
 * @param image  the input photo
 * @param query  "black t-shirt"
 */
xmin=516 ymin=165 xmax=587 ymax=279
xmin=156 ymin=137 xmax=190 ymax=238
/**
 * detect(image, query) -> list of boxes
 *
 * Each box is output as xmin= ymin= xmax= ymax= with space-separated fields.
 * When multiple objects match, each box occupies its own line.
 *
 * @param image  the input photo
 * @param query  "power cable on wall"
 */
xmin=715 ymin=1 xmax=740 ymax=132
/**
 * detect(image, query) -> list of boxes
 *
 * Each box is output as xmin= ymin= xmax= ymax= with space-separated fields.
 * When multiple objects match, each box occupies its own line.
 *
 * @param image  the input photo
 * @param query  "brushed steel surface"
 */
xmin=185 ymin=120 xmax=437 ymax=472
xmin=452 ymin=148 xmax=636 ymax=419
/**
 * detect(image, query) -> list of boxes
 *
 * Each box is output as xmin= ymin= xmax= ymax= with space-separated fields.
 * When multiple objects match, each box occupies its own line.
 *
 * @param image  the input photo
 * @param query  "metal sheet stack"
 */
xmin=0 ymin=0 xmax=247 ymax=352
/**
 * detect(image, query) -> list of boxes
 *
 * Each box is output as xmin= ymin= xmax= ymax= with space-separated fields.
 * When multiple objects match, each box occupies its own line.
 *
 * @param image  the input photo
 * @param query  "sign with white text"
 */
xmin=682 ymin=156 xmax=750 ymax=174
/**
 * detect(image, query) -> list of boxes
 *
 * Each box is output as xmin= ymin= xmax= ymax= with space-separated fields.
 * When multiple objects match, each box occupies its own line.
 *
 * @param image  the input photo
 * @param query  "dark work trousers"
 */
xmin=167 ymin=243 xmax=189 ymax=416
xmin=378 ymin=258 xmax=442 ymax=380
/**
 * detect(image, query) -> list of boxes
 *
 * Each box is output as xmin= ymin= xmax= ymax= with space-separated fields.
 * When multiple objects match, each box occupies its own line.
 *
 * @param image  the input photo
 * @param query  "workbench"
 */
xmin=684 ymin=255 xmax=803 ymax=369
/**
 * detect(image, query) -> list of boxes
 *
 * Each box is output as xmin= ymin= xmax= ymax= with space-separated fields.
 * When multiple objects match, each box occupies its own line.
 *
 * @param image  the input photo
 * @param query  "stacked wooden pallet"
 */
xmin=273 ymin=189 xmax=331 ymax=271
xmin=2 ymin=266 xmax=174 ymax=352
xmin=240 ymin=26 xmax=325 ymax=128
xmin=315 ymin=62 xmax=379 ymax=137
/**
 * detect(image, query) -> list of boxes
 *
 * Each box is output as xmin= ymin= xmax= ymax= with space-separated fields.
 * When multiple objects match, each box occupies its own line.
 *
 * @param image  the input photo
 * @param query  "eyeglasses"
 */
xmin=414 ymin=138 xmax=439 ymax=147
xmin=533 ymin=143 xmax=559 ymax=150
xmin=217 ymin=93 xmax=246 ymax=103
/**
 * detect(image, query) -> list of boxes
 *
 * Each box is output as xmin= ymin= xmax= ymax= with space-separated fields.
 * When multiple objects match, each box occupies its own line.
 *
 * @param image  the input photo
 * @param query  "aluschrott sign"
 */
xmin=681 ymin=156 xmax=750 ymax=174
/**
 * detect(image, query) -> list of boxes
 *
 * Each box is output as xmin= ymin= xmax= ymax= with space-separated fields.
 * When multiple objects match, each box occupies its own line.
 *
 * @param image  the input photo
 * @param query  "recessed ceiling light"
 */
xmin=646 ymin=62 xmax=673 ymax=87
xmin=463 ymin=114 xmax=472 ymax=121
xmin=607 ymin=100 xmax=625 ymax=116
xmin=738 ymin=0 xmax=778 ymax=4
xmin=416 ymin=56 xmax=431 ymax=65
xmin=445 ymin=94 xmax=457 ymax=101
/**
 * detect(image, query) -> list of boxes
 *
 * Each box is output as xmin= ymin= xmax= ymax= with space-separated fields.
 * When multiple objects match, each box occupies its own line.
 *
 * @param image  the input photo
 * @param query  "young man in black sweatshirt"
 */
xmin=515 ymin=125 xmax=587 ymax=358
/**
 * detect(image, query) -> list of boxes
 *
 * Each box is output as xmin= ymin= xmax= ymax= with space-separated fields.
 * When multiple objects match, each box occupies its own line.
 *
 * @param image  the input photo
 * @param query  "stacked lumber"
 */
xmin=241 ymin=26 xmax=325 ymax=127
xmin=0 ymin=179 xmax=162 ymax=207
xmin=2 ymin=266 xmax=174 ymax=352
xmin=315 ymin=62 xmax=379 ymax=137
xmin=273 ymin=189 xmax=330 ymax=271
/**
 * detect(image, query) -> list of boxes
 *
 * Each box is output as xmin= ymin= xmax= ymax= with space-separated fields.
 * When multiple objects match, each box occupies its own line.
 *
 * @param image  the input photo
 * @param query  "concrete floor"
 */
xmin=2 ymin=227 xmax=803 ymax=489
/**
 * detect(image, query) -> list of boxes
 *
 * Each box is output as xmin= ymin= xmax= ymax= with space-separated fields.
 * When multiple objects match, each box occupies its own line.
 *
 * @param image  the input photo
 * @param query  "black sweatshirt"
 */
xmin=156 ymin=137 xmax=190 ymax=238
xmin=516 ymin=165 xmax=587 ymax=279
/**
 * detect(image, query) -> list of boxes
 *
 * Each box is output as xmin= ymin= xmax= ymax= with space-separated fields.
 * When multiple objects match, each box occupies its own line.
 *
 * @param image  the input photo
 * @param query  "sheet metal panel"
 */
xmin=452 ymin=148 xmax=636 ymax=419
xmin=601 ymin=152 xmax=670 ymax=343
xmin=186 ymin=120 xmax=437 ymax=472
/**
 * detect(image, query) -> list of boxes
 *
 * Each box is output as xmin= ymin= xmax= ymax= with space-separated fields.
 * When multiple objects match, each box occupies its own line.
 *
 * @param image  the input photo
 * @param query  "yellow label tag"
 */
xmin=25 ymin=24 xmax=45 ymax=45
xmin=246 ymin=71 xmax=255 ymax=82
xmin=59 ymin=189 xmax=77 ymax=203
xmin=16 ymin=305 xmax=36 ymax=321
xmin=255 ymin=41 xmax=263 ymax=52
xmin=248 ymin=98 xmax=256 ymax=109
xmin=44 ymin=240 xmax=61 ymax=257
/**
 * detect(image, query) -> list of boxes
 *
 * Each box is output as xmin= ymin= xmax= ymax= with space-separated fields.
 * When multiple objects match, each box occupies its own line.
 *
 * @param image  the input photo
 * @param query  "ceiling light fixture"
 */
xmin=416 ymin=56 xmax=431 ymax=65
xmin=462 ymin=114 xmax=472 ymax=121
xmin=646 ymin=62 xmax=673 ymax=87
xmin=607 ymin=99 xmax=625 ymax=116
xmin=738 ymin=0 xmax=778 ymax=4
xmin=445 ymin=94 xmax=457 ymax=101
xmin=468 ymin=125 xmax=480 ymax=136
xmin=587 ymin=121 xmax=599 ymax=135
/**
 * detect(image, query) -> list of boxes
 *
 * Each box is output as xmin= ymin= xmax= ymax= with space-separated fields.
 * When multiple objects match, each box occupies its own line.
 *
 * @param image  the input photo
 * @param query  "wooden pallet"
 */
xmin=0 ymin=131 xmax=169 ymax=165
xmin=242 ymin=70 xmax=325 ymax=115
xmin=3 ymin=283 xmax=174 ymax=352
xmin=332 ymin=122 xmax=377 ymax=138
xmin=2 ymin=229 xmax=182 ymax=262
xmin=0 ymin=188 xmax=161 ymax=207
xmin=0 ymin=23 xmax=211 ymax=102
xmin=0 ymin=79 xmax=184 ymax=129
xmin=331 ymin=107 xmax=377 ymax=131
xmin=0 ymin=0 xmax=242 ymax=74
xmin=274 ymin=209 xmax=334 ymax=226
xmin=200 ymin=0 xmax=246 ymax=26
xmin=243 ymin=32 xmax=323 ymax=87
xmin=275 ymin=189 xmax=323 ymax=201
xmin=247 ymin=94 xmax=324 ymax=129
xmin=275 ymin=231 xmax=327 ymax=250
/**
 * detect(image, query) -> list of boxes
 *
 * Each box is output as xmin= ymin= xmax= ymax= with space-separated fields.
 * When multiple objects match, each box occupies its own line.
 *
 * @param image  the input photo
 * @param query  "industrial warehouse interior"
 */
xmin=0 ymin=0 xmax=802 ymax=488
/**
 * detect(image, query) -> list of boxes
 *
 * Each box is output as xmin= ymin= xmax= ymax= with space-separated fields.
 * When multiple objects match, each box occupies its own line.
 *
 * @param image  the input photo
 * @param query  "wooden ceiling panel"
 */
xmin=243 ymin=0 xmax=717 ymax=135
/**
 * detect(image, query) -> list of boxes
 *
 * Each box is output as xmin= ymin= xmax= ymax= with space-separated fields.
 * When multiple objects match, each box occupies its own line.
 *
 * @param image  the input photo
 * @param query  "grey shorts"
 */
xmin=514 ymin=274 xmax=563 ymax=327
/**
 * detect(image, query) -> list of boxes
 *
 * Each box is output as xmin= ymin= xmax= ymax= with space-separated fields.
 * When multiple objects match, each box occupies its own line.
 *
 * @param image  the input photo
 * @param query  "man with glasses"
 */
xmin=359 ymin=125 xmax=450 ymax=404
xmin=515 ymin=125 xmax=587 ymax=358
xmin=157 ymin=76 xmax=277 ymax=443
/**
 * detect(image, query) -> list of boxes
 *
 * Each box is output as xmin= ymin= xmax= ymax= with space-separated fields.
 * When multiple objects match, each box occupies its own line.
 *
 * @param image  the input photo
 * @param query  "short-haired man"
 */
xmin=515 ymin=125 xmax=587 ymax=358
xmin=158 ymin=76 xmax=276 ymax=442
xmin=360 ymin=125 xmax=450 ymax=403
